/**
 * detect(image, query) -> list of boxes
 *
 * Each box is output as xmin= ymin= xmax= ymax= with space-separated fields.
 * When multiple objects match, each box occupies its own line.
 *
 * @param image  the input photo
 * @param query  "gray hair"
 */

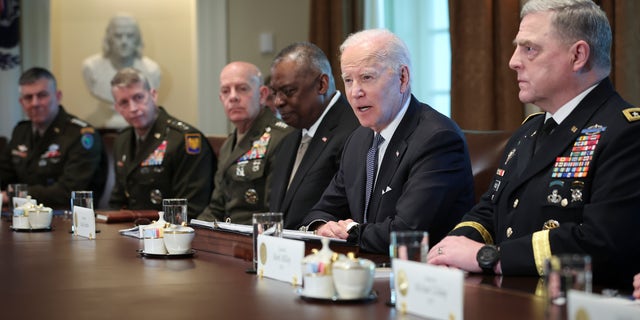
xmin=521 ymin=0 xmax=611 ymax=72
xmin=111 ymin=67 xmax=152 ymax=91
xmin=339 ymin=28 xmax=412 ymax=76
xmin=19 ymin=67 xmax=57 ymax=89
xmin=271 ymin=42 xmax=336 ymax=91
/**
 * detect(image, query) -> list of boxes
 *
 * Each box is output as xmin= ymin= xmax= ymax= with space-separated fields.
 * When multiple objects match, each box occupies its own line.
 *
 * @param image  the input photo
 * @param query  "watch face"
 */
xmin=477 ymin=245 xmax=499 ymax=268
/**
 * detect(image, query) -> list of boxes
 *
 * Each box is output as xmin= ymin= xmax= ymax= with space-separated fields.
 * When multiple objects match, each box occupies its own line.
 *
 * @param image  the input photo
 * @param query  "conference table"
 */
xmin=0 ymin=215 xmax=562 ymax=319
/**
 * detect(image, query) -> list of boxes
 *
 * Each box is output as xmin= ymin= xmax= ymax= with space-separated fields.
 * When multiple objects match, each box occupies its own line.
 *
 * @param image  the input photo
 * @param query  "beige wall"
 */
xmin=228 ymin=0 xmax=310 ymax=78
xmin=50 ymin=0 xmax=198 ymax=129
xmin=47 ymin=0 xmax=309 ymax=133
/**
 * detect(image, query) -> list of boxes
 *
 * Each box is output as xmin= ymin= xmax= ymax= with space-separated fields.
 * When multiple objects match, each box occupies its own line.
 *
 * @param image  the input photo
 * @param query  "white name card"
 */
xmin=393 ymin=259 xmax=464 ymax=320
xmin=568 ymin=290 xmax=639 ymax=319
xmin=74 ymin=206 xmax=96 ymax=239
xmin=257 ymin=234 xmax=304 ymax=286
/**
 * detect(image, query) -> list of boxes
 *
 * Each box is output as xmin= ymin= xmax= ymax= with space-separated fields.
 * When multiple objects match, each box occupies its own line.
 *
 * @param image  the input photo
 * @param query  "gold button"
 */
xmin=513 ymin=198 xmax=519 ymax=208
xmin=506 ymin=227 xmax=513 ymax=238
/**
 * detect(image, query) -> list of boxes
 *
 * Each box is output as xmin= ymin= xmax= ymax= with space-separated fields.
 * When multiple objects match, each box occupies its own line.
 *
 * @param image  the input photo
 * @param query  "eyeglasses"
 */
xmin=271 ymin=74 xmax=322 ymax=101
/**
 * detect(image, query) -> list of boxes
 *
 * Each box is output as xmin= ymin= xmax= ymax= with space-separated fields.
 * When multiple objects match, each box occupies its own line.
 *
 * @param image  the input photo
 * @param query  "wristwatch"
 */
xmin=476 ymin=245 xmax=500 ymax=274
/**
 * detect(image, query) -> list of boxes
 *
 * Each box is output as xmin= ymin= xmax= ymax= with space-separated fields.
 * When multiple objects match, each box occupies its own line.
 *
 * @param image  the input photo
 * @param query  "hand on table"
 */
xmin=427 ymin=235 xmax=485 ymax=273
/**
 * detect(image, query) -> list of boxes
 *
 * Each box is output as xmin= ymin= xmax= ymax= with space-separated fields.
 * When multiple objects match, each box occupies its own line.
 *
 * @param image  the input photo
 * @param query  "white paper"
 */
xmin=74 ymin=206 xmax=96 ymax=239
xmin=257 ymin=234 xmax=304 ymax=285
xmin=568 ymin=290 xmax=639 ymax=319
xmin=393 ymin=259 xmax=464 ymax=320
xmin=189 ymin=219 xmax=346 ymax=242
xmin=118 ymin=226 xmax=142 ymax=239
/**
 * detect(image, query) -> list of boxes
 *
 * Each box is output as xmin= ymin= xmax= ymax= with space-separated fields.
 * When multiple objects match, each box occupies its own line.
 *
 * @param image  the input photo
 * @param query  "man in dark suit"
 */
xmin=302 ymin=29 xmax=475 ymax=254
xmin=268 ymin=42 xmax=359 ymax=229
xmin=428 ymin=0 xmax=640 ymax=291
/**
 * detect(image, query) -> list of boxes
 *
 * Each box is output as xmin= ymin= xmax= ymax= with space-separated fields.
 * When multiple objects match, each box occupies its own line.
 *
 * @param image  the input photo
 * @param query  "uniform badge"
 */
xmin=150 ymin=189 xmax=163 ymax=204
xmin=505 ymin=148 xmax=516 ymax=165
xmin=244 ymin=188 xmax=258 ymax=204
xmin=252 ymin=159 xmax=261 ymax=172
xmin=43 ymin=144 xmax=61 ymax=159
xmin=570 ymin=181 xmax=584 ymax=203
xmin=547 ymin=189 xmax=561 ymax=204
xmin=185 ymin=133 xmax=202 ymax=155
xmin=236 ymin=160 xmax=248 ymax=177
xmin=543 ymin=220 xmax=560 ymax=230
xmin=12 ymin=145 xmax=28 ymax=158
xmin=81 ymin=134 xmax=94 ymax=150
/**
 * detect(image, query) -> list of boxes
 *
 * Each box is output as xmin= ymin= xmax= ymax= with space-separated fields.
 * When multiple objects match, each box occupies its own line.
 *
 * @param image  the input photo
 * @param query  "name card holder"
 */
xmin=257 ymin=234 xmax=304 ymax=286
xmin=74 ymin=206 xmax=96 ymax=239
xmin=568 ymin=290 xmax=639 ymax=319
xmin=393 ymin=259 xmax=464 ymax=320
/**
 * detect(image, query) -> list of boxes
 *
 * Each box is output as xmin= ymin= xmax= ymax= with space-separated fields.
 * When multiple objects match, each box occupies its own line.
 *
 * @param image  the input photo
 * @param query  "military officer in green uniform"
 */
xmin=0 ymin=67 xmax=107 ymax=209
xmin=198 ymin=62 xmax=292 ymax=225
xmin=109 ymin=68 xmax=215 ymax=219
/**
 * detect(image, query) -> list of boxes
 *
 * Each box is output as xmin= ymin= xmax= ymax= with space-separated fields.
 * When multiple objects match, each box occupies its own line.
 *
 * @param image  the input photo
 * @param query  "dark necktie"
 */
xmin=535 ymin=118 xmax=558 ymax=154
xmin=364 ymin=133 xmax=384 ymax=222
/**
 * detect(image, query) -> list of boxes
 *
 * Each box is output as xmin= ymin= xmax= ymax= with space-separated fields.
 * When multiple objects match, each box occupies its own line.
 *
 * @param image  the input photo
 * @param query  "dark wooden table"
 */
xmin=0 ymin=216 xmax=559 ymax=319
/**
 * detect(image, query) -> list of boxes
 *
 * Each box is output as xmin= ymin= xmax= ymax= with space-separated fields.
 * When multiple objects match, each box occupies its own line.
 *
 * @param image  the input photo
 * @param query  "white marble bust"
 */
xmin=82 ymin=13 xmax=161 ymax=127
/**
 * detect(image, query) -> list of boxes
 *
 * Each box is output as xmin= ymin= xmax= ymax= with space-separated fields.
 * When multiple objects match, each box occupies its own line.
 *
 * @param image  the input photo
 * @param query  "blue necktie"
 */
xmin=364 ymin=133 xmax=384 ymax=222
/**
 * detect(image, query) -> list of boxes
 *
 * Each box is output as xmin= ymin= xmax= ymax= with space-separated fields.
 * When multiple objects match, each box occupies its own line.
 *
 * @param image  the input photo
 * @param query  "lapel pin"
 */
xmin=322 ymin=137 xmax=327 ymax=142
xmin=571 ymin=126 xmax=577 ymax=133
xmin=395 ymin=151 xmax=399 ymax=157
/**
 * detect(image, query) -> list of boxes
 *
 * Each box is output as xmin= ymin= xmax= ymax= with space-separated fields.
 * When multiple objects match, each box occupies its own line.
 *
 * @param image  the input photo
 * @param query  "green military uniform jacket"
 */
xmin=198 ymin=108 xmax=292 ymax=224
xmin=109 ymin=107 xmax=216 ymax=219
xmin=0 ymin=106 xmax=107 ymax=209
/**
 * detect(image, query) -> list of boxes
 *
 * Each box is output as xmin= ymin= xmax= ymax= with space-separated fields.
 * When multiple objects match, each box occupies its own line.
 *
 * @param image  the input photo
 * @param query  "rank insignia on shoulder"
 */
xmin=71 ymin=118 xmax=88 ymax=127
xmin=81 ymin=133 xmax=94 ymax=150
xmin=185 ymin=133 xmax=202 ymax=155
xmin=274 ymin=121 xmax=288 ymax=129
xmin=622 ymin=108 xmax=640 ymax=122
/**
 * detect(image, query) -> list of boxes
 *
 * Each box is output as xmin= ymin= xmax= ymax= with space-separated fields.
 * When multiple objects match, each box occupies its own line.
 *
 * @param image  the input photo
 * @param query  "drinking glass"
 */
xmin=8 ymin=183 xmax=28 ymax=211
xmin=389 ymin=230 xmax=429 ymax=305
xmin=162 ymin=198 xmax=188 ymax=226
xmin=545 ymin=254 xmax=592 ymax=306
xmin=251 ymin=212 xmax=283 ymax=272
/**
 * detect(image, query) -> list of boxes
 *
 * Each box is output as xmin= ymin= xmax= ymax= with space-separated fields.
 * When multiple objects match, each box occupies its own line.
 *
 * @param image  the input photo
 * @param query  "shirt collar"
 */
xmin=547 ymin=82 xmax=599 ymax=124
xmin=378 ymin=95 xmax=411 ymax=143
xmin=302 ymin=91 xmax=342 ymax=138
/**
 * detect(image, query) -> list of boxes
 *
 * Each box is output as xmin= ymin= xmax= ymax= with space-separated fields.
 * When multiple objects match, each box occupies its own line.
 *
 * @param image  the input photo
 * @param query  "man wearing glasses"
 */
xmin=109 ymin=68 xmax=215 ymax=219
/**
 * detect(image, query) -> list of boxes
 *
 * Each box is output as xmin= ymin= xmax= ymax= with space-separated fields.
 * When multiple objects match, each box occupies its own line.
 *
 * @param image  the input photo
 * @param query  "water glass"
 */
xmin=8 ymin=183 xmax=28 ymax=211
xmin=252 ymin=212 xmax=283 ymax=271
xmin=163 ymin=198 xmax=188 ymax=226
xmin=389 ymin=230 xmax=429 ymax=305
xmin=545 ymin=254 xmax=592 ymax=306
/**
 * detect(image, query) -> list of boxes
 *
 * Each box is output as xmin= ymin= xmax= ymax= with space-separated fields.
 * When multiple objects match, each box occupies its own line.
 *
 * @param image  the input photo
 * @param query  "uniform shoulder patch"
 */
xmin=70 ymin=118 xmax=88 ymax=128
xmin=521 ymin=111 xmax=545 ymax=125
xmin=185 ymin=133 xmax=202 ymax=155
xmin=622 ymin=107 xmax=640 ymax=122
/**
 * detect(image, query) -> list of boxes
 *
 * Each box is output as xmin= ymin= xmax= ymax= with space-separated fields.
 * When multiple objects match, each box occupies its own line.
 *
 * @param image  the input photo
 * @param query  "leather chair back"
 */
xmin=463 ymin=130 xmax=512 ymax=203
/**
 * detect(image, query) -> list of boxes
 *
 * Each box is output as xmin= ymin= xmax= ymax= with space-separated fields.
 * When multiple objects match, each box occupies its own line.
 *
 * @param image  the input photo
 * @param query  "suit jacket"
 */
xmin=198 ymin=108 xmax=293 ymax=224
xmin=303 ymin=95 xmax=475 ymax=253
xmin=450 ymin=78 xmax=640 ymax=290
xmin=269 ymin=95 xmax=359 ymax=229
xmin=0 ymin=106 xmax=107 ymax=209
xmin=109 ymin=107 xmax=215 ymax=219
